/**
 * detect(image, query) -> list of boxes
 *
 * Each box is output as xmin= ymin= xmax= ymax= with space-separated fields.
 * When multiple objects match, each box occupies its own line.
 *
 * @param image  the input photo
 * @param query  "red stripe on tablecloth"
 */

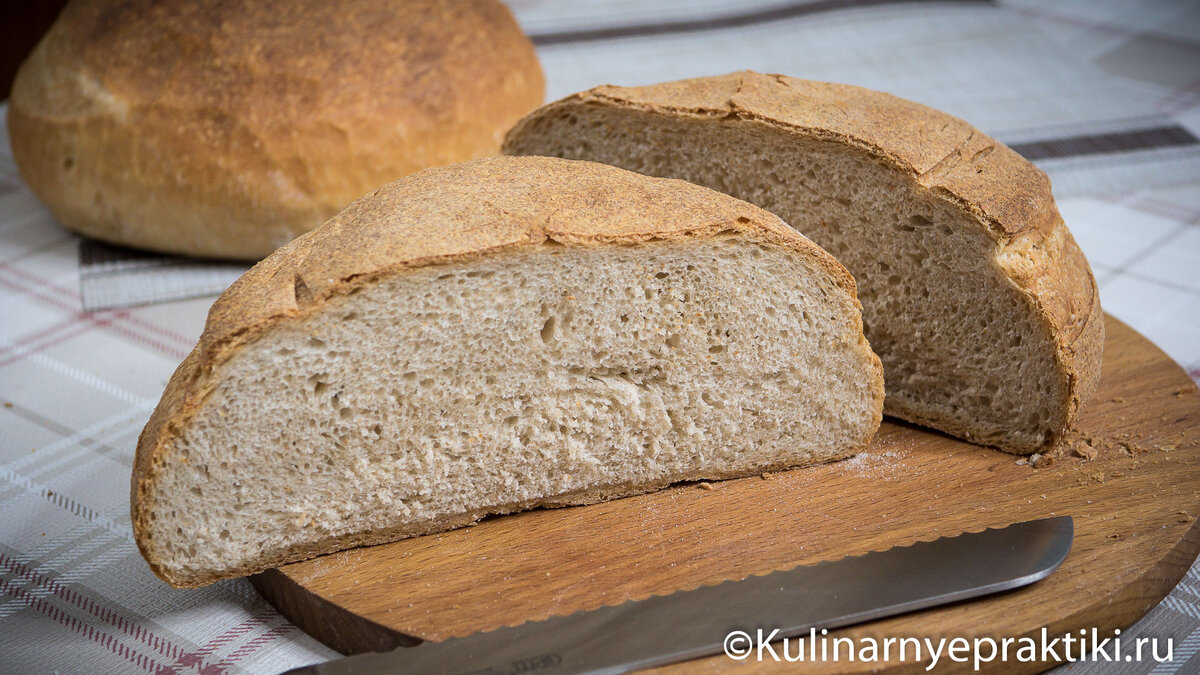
xmin=0 ymin=268 xmax=191 ymax=360
xmin=0 ymin=260 xmax=196 ymax=348
xmin=0 ymin=260 xmax=86 ymax=302
xmin=0 ymin=321 xmax=101 ymax=371
xmin=217 ymin=622 xmax=295 ymax=668
xmin=1 ymin=552 xmax=290 ymax=671
xmin=0 ymin=314 xmax=92 ymax=364
xmin=0 ymin=256 xmax=89 ymax=301
xmin=168 ymin=612 xmax=273 ymax=673
xmin=0 ymin=553 xmax=234 ymax=673
xmin=0 ymin=259 xmax=195 ymax=343
xmin=0 ymin=576 xmax=178 ymax=674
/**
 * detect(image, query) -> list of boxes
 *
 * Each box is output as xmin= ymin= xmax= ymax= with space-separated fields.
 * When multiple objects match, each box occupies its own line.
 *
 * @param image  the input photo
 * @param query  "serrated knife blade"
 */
xmin=284 ymin=516 xmax=1072 ymax=675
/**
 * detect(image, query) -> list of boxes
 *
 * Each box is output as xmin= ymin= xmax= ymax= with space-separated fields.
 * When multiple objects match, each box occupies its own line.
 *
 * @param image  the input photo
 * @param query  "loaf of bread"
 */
xmin=132 ymin=156 xmax=884 ymax=587
xmin=7 ymin=0 xmax=544 ymax=260
xmin=503 ymin=71 xmax=1103 ymax=454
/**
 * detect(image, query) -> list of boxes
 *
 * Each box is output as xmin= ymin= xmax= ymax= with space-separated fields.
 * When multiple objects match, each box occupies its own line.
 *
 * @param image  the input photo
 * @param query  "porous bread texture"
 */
xmin=502 ymin=72 xmax=1103 ymax=454
xmin=133 ymin=156 xmax=883 ymax=587
xmin=146 ymin=238 xmax=879 ymax=586
xmin=7 ymin=0 xmax=544 ymax=260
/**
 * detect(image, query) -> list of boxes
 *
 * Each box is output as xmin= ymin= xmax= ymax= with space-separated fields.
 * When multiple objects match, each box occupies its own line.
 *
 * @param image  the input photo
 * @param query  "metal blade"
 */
xmin=285 ymin=516 xmax=1072 ymax=675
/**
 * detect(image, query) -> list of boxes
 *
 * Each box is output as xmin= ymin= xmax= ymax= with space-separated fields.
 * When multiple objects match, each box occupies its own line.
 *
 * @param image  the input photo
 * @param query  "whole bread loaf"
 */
xmin=132 ymin=156 xmax=884 ymax=587
xmin=7 ymin=0 xmax=544 ymax=260
xmin=503 ymin=71 xmax=1103 ymax=454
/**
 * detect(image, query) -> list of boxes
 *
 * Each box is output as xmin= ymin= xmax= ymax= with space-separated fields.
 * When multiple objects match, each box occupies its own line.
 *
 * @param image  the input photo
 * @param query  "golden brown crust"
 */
xmin=132 ymin=155 xmax=882 ymax=586
xmin=8 ymin=0 xmax=544 ymax=260
xmin=503 ymin=71 xmax=1103 ymax=452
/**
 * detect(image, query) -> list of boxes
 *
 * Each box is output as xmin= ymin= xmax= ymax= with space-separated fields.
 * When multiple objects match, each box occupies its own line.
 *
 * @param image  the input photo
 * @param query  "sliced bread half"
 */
xmin=503 ymin=71 xmax=1103 ymax=454
xmin=132 ymin=156 xmax=884 ymax=587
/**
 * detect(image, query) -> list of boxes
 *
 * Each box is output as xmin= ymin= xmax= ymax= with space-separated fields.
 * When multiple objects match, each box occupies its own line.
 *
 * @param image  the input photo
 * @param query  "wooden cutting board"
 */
xmin=251 ymin=315 xmax=1200 ymax=672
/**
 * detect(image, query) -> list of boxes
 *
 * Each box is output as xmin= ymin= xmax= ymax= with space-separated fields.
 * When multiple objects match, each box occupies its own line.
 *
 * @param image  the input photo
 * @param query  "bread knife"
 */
xmin=283 ymin=516 xmax=1072 ymax=674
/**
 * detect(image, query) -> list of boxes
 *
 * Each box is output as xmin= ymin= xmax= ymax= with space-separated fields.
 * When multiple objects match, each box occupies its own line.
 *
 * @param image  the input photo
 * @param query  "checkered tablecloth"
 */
xmin=2 ymin=1 xmax=1199 ymax=673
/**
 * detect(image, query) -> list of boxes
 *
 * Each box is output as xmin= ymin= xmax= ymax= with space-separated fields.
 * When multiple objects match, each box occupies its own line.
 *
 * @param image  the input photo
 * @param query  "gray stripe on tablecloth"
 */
xmin=1008 ymin=125 xmax=1200 ymax=162
xmin=529 ymin=0 xmax=995 ymax=45
xmin=78 ymin=239 xmax=248 ymax=312
xmin=0 ymin=400 xmax=135 ymax=471
xmin=78 ymin=239 xmax=170 ymax=266
xmin=78 ymin=238 xmax=246 ymax=270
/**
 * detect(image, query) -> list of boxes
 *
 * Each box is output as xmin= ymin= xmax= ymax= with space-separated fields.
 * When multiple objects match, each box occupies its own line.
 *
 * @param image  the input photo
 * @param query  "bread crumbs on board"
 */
xmin=836 ymin=451 xmax=905 ymax=480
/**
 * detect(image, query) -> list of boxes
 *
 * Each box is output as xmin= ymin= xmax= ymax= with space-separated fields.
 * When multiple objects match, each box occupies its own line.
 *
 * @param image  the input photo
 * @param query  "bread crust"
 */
xmin=132 ymin=155 xmax=884 ymax=586
xmin=7 ymin=0 xmax=544 ymax=260
xmin=504 ymin=71 xmax=1103 ymax=453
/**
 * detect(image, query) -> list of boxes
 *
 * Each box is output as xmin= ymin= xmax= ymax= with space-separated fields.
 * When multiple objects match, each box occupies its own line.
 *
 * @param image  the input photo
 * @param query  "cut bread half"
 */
xmin=133 ymin=156 xmax=884 ymax=587
xmin=503 ymin=71 xmax=1103 ymax=454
